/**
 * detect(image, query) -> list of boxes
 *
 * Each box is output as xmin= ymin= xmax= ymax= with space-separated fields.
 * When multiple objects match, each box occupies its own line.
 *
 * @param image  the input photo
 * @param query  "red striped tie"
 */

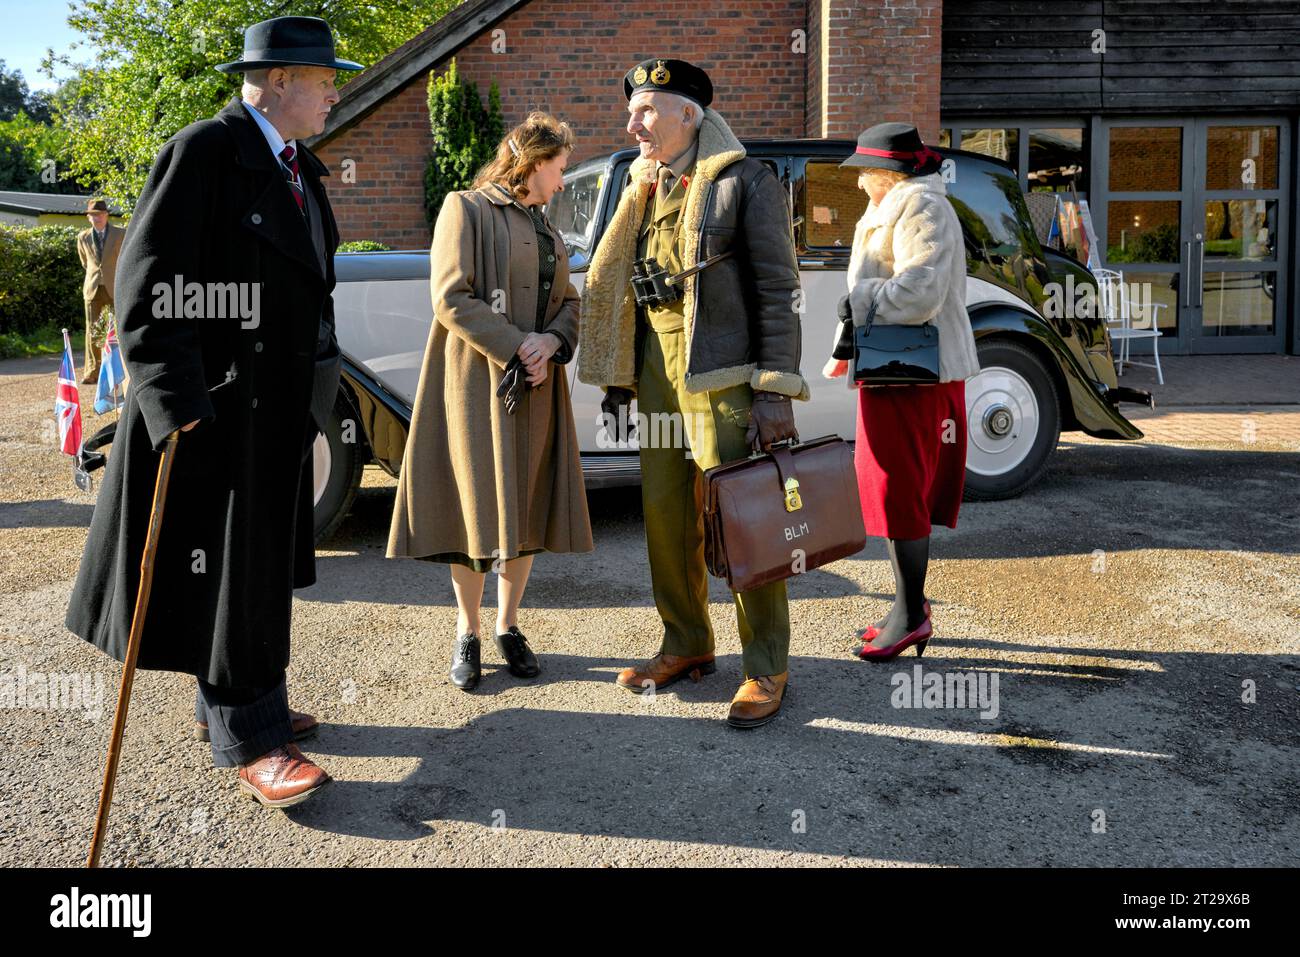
xmin=279 ymin=145 xmax=305 ymax=215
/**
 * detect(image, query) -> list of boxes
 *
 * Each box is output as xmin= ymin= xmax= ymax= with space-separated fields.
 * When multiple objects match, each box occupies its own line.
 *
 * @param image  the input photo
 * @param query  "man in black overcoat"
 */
xmin=65 ymin=17 xmax=363 ymax=808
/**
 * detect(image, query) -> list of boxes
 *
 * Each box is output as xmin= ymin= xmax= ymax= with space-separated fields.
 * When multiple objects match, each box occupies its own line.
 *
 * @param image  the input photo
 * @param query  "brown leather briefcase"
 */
xmin=702 ymin=435 xmax=866 ymax=592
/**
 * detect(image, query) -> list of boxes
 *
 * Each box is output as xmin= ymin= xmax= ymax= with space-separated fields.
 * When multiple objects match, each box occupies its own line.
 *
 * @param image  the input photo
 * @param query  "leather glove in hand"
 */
xmin=745 ymin=391 xmax=798 ymax=452
xmin=496 ymin=356 xmax=528 ymax=414
xmin=832 ymin=294 xmax=854 ymax=360
xmin=601 ymin=386 xmax=635 ymax=443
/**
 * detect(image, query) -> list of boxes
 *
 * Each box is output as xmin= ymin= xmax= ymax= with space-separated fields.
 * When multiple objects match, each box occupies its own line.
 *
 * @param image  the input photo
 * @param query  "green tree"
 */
xmin=0 ymin=112 xmax=82 ymax=193
xmin=44 ymin=0 xmax=456 ymax=211
xmin=425 ymin=59 xmax=502 ymax=226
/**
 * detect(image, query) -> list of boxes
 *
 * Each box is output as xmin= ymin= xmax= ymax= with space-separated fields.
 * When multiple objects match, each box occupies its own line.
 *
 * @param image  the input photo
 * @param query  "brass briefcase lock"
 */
xmin=783 ymin=476 xmax=802 ymax=512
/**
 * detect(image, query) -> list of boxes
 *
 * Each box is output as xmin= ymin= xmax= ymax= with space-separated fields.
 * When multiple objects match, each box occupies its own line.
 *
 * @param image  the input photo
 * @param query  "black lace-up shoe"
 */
xmin=450 ymin=633 xmax=481 ymax=690
xmin=494 ymin=626 xmax=540 ymax=678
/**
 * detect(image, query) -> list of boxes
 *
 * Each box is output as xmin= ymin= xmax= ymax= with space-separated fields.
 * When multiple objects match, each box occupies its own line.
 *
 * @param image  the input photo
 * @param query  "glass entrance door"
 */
xmin=1099 ymin=118 xmax=1290 ymax=354
xmin=1190 ymin=121 xmax=1288 ymax=353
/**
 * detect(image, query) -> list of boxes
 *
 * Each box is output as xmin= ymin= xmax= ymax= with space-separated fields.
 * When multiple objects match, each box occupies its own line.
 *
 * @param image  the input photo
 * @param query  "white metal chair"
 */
xmin=1095 ymin=268 xmax=1164 ymax=385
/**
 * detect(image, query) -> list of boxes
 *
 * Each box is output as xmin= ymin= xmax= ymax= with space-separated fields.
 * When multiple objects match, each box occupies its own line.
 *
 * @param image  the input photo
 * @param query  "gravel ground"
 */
xmin=2 ymin=353 xmax=1298 ymax=867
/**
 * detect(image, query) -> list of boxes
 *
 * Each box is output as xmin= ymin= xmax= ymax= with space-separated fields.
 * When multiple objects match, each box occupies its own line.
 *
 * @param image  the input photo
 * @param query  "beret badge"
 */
xmin=650 ymin=60 xmax=671 ymax=85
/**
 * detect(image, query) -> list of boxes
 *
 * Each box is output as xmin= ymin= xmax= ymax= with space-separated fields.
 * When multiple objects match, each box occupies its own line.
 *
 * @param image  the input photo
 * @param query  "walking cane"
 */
xmin=87 ymin=428 xmax=180 ymax=868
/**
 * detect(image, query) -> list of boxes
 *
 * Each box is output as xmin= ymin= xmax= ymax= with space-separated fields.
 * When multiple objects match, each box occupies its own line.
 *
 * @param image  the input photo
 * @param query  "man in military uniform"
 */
xmin=578 ymin=58 xmax=807 ymax=728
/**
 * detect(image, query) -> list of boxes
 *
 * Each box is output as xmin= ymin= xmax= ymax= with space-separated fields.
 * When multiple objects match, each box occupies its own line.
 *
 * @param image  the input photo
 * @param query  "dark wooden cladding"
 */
xmin=942 ymin=0 xmax=1300 ymax=114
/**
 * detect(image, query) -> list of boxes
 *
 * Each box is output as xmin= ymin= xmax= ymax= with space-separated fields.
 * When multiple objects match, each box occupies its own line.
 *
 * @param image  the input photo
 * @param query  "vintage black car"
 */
xmin=79 ymin=142 xmax=1152 ymax=541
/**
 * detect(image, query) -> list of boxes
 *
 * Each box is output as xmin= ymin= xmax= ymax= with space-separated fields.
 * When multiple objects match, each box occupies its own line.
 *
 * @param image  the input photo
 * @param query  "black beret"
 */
xmin=623 ymin=58 xmax=713 ymax=108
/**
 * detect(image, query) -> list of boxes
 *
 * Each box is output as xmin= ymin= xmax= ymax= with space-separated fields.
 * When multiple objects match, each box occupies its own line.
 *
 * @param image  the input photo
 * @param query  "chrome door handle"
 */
xmin=1183 ymin=240 xmax=1193 ymax=307
xmin=1195 ymin=233 xmax=1205 ymax=308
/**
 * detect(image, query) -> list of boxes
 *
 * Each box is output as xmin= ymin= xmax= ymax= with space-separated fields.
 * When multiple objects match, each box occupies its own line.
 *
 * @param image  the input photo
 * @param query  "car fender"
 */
xmin=967 ymin=300 xmax=1144 ymax=440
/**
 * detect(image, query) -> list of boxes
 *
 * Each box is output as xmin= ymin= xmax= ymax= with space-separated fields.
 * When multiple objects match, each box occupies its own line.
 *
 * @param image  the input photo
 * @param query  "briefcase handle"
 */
xmin=749 ymin=441 xmax=804 ymax=513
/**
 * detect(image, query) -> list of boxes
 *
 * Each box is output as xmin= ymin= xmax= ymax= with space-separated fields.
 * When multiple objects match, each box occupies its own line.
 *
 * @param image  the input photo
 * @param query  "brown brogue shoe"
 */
xmin=237 ymin=743 xmax=330 ymax=808
xmin=616 ymin=651 xmax=716 ymax=693
xmin=726 ymin=672 xmax=789 ymax=728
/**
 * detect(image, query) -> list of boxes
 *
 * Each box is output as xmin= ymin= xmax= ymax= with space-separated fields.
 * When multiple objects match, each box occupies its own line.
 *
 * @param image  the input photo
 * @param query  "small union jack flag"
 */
xmin=94 ymin=317 xmax=126 ymax=415
xmin=55 ymin=328 xmax=83 ymax=457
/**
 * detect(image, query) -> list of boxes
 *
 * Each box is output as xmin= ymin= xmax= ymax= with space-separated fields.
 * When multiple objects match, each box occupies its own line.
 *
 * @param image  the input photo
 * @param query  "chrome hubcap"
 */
xmin=966 ymin=365 xmax=1040 ymax=476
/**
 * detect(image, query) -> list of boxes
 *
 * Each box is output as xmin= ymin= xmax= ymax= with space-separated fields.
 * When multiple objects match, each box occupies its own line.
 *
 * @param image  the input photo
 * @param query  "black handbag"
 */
xmin=837 ymin=295 xmax=941 ymax=387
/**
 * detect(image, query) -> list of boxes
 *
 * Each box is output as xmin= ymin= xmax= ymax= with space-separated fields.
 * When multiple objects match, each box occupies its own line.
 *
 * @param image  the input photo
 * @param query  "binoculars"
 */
xmin=630 ymin=257 xmax=682 ymax=308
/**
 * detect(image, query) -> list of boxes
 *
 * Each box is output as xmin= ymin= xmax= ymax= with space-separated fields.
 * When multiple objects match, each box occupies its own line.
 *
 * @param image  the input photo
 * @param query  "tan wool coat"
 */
xmin=386 ymin=185 xmax=593 ymax=563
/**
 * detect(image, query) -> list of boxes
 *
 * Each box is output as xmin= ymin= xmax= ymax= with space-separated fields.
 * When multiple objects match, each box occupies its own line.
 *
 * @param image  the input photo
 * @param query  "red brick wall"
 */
xmin=317 ymin=0 xmax=943 ymax=249
xmin=315 ymin=82 xmax=432 ymax=250
xmin=818 ymin=0 xmax=942 ymax=140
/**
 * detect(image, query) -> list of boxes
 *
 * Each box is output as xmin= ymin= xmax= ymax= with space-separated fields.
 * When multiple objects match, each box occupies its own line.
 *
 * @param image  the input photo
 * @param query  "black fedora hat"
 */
xmin=215 ymin=16 xmax=364 ymax=74
xmin=840 ymin=121 xmax=942 ymax=176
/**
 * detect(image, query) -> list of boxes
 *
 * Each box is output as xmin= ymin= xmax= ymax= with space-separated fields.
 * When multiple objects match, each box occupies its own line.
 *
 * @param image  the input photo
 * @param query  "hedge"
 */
xmin=0 ymin=224 xmax=84 ymax=336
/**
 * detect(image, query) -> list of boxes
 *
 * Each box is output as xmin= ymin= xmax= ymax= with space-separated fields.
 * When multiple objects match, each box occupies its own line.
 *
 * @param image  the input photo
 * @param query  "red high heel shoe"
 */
xmin=856 ymin=600 xmax=931 ymax=642
xmin=855 ymin=616 xmax=933 ymax=662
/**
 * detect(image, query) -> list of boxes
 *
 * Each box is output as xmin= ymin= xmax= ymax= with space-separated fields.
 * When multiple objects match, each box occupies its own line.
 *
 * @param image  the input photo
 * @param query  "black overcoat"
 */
xmin=65 ymin=98 xmax=341 ymax=688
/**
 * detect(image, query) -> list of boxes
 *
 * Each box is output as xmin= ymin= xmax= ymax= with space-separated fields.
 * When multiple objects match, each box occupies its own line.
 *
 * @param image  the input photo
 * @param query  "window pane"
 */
xmin=1106 ymin=200 xmax=1181 ymax=264
xmin=937 ymin=129 xmax=951 ymax=148
xmin=1028 ymin=128 xmax=1086 ymax=194
xmin=1109 ymin=127 xmax=1181 ymax=191
xmin=1201 ymin=272 xmax=1276 ymax=336
xmin=1204 ymin=199 xmax=1277 ymax=261
xmin=961 ymin=128 xmax=1018 ymax=167
xmin=1205 ymin=126 xmax=1278 ymax=190
xmin=804 ymin=161 xmax=866 ymax=248
xmin=1109 ymin=270 xmax=1179 ymax=335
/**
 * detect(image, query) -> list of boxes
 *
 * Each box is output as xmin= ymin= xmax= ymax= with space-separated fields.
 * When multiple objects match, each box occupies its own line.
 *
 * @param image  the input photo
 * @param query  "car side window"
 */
xmin=802 ymin=161 xmax=866 ymax=252
xmin=548 ymin=167 xmax=605 ymax=270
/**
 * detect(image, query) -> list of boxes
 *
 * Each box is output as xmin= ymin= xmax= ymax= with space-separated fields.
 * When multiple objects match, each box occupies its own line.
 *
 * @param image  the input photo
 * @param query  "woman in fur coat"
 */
xmin=823 ymin=122 xmax=980 ymax=662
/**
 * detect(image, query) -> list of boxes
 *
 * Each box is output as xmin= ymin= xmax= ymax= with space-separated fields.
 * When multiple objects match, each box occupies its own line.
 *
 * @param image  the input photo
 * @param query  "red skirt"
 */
xmin=854 ymin=380 xmax=967 ymax=539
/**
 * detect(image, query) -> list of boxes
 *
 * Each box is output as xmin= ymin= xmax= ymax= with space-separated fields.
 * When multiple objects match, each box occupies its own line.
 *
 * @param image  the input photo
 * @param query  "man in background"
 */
xmin=75 ymin=198 xmax=124 ymax=383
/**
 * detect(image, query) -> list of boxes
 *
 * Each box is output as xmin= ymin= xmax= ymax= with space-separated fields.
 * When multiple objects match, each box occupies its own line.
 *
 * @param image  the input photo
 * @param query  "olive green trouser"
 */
xmin=636 ymin=326 xmax=790 ymax=678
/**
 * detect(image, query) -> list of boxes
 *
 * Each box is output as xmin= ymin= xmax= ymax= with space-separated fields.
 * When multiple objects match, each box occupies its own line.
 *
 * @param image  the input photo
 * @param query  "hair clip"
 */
xmin=508 ymin=137 xmax=521 ymax=157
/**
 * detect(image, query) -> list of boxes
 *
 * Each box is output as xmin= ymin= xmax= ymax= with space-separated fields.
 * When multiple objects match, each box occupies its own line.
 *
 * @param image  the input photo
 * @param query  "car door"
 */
xmin=789 ymin=153 xmax=864 ymax=442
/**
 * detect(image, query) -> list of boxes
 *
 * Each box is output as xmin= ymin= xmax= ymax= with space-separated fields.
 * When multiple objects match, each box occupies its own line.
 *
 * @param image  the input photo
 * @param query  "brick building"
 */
xmin=309 ymin=0 xmax=941 ymax=251
xmin=309 ymin=0 xmax=1300 ymax=356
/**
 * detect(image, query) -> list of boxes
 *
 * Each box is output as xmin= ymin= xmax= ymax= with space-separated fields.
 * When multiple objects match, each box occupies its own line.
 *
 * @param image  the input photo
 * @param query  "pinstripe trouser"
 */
xmin=194 ymin=674 xmax=291 ymax=767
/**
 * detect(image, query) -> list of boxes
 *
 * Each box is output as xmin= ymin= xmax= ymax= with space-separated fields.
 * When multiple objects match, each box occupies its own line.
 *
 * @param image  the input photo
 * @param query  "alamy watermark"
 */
xmin=890 ymin=664 xmax=999 ymax=719
xmin=0 ymin=665 xmax=105 ymax=722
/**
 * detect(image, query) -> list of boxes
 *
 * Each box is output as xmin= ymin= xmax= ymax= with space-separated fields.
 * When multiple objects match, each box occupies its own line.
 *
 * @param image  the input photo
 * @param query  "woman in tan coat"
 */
xmin=387 ymin=112 xmax=593 ymax=690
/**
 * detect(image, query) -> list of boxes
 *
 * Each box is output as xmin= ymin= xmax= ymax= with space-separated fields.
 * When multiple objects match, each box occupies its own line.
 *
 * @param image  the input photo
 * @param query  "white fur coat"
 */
xmin=846 ymin=172 xmax=980 ymax=383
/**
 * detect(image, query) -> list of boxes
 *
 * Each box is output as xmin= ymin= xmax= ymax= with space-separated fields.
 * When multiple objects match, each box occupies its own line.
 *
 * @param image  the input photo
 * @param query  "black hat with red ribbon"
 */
xmin=840 ymin=121 xmax=943 ymax=176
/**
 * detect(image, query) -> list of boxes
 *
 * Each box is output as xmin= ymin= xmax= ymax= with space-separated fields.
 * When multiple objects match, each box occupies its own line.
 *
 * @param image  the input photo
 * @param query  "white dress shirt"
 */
xmin=241 ymin=100 xmax=299 ymax=187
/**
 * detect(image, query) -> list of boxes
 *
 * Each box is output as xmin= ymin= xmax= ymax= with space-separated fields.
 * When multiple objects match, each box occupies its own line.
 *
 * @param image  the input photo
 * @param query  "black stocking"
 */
xmin=869 ymin=535 xmax=930 ymax=648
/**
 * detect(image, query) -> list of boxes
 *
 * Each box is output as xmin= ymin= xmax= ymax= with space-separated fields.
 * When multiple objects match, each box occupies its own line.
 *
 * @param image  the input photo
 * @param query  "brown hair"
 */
xmin=472 ymin=111 xmax=576 ymax=201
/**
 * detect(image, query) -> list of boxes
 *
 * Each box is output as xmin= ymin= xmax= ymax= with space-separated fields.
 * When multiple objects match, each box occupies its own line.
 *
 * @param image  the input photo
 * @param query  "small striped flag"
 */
xmin=55 ymin=329 xmax=83 ymax=457
xmin=94 ymin=317 xmax=126 ymax=415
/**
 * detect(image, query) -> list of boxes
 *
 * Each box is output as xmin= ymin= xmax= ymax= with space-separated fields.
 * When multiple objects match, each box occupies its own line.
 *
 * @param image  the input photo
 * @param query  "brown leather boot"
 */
xmin=237 ymin=743 xmax=330 ymax=808
xmin=194 ymin=707 xmax=319 ymax=742
xmin=727 ymin=672 xmax=789 ymax=728
xmin=616 ymin=651 xmax=715 ymax=693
